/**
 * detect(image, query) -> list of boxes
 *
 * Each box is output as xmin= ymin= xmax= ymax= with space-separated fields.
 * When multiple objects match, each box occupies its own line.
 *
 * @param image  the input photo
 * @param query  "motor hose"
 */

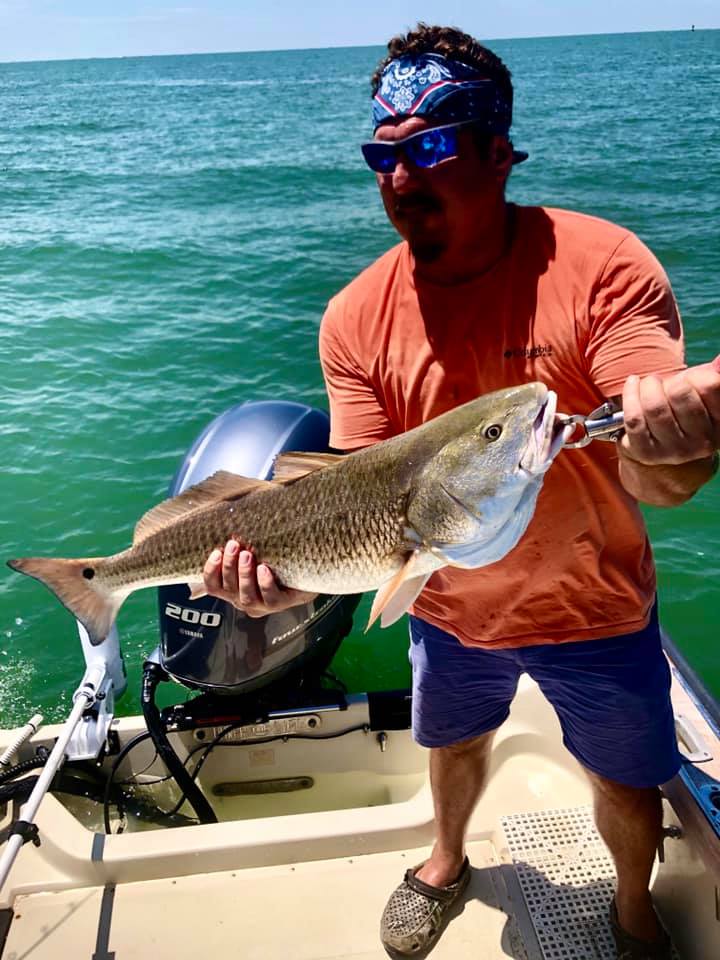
xmin=140 ymin=660 xmax=217 ymax=825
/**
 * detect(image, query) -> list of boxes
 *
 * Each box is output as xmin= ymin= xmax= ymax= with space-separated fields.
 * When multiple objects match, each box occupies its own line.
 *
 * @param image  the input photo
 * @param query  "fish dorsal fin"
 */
xmin=133 ymin=470 xmax=273 ymax=544
xmin=366 ymin=554 xmax=432 ymax=632
xmin=272 ymin=451 xmax=345 ymax=483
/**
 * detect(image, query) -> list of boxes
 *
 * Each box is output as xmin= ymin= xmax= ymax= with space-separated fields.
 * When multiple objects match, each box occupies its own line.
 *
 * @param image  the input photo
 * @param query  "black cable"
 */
xmin=116 ymin=748 xmax=164 ymax=785
xmin=140 ymin=661 xmax=217 ymax=825
xmin=0 ymin=775 xmax=38 ymax=805
xmin=163 ymin=722 xmax=370 ymax=818
xmin=101 ymin=709 xmax=370 ymax=829
xmin=102 ymin=727 xmax=203 ymax=832
xmin=160 ymin=723 xmax=236 ymax=818
xmin=103 ymin=730 xmax=154 ymax=834
xmin=191 ymin=722 xmax=370 ymax=758
xmin=0 ymin=755 xmax=47 ymax=787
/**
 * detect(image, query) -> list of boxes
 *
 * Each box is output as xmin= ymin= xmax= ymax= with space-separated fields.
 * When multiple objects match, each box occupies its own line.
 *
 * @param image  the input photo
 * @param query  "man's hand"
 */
xmin=203 ymin=540 xmax=317 ymax=616
xmin=617 ymin=356 xmax=720 ymax=505
xmin=620 ymin=356 xmax=720 ymax=465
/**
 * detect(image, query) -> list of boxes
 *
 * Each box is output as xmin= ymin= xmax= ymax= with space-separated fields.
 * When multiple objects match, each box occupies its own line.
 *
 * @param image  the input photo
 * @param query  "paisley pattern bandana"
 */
xmin=372 ymin=52 xmax=512 ymax=134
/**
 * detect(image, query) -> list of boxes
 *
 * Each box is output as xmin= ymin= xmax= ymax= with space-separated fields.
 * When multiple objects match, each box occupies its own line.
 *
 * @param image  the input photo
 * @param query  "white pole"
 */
xmin=0 ymin=664 xmax=106 ymax=894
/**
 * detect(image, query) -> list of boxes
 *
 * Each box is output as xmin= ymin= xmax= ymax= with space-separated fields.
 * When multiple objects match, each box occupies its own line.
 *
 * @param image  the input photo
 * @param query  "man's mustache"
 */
xmin=393 ymin=193 xmax=441 ymax=216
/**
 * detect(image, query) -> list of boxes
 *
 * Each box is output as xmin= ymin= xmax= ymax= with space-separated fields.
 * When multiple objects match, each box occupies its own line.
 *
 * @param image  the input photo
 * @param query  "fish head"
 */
xmin=408 ymin=383 xmax=568 ymax=568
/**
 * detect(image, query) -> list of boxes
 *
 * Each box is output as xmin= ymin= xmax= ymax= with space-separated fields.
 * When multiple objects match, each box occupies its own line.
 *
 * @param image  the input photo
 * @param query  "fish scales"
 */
xmin=94 ymin=449 xmax=415 ymax=595
xmin=8 ymin=382 xmax=567 ymax=642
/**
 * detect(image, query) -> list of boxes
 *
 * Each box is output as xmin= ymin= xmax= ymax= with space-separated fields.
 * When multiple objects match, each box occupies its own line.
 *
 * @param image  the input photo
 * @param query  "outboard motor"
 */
xmin=157 ymin=400 xmax=359 ymax=697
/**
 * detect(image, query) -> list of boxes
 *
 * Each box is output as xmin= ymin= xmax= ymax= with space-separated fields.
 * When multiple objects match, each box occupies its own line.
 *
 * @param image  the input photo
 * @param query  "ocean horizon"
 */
xmin=2 ymin=26 xmax=718 ymax=66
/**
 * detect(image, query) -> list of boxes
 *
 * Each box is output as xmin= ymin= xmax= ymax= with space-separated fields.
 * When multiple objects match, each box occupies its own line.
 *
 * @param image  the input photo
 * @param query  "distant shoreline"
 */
xmin=1 ymin=26 xmax=718 ymax=68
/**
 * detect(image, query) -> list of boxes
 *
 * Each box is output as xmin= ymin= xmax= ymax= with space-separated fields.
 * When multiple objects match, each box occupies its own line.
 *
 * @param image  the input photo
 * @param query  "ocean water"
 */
xmin=0 ymin=30 xmax=718 ymax=726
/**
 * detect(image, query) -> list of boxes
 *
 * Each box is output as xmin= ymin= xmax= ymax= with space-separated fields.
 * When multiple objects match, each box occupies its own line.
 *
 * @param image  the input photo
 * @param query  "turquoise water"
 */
xmin=1 ymin=30 xmax=719 ymax=725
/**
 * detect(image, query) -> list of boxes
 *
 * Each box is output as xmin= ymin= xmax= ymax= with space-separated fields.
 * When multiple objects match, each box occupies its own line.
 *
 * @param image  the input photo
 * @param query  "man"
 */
xmin=205 ymin=24 xmax=720 ymax=960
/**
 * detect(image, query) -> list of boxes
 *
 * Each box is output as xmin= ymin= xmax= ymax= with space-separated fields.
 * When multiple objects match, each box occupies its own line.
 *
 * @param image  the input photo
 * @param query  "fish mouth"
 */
xmin=520 ymin=391 xmax=573 ymax=475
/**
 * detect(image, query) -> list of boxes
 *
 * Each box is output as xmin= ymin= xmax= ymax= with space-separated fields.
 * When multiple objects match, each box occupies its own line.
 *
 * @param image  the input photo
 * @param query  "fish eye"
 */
xmin=484 ymin=424 xmax=503 ymax=441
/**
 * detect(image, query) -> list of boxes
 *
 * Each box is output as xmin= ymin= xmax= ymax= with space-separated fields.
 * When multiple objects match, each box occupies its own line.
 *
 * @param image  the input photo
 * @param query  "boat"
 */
xmin=0 ymin=400 xmax=718 ymax=959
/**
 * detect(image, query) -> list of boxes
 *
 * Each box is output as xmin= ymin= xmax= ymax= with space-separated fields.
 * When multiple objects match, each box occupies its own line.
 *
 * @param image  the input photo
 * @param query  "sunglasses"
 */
xmin=361 ymin=121 xmax=478 ymax=174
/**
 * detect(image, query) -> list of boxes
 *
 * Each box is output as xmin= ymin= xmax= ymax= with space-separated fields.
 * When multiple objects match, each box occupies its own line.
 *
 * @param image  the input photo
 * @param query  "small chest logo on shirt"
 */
xmin=503 ymin=344 xmax=554 ymax=360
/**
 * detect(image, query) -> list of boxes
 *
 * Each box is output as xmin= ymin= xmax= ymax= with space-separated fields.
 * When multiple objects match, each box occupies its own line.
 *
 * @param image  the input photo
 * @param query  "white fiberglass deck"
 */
xmin=2 ymin=670 xmax=719 ymax=959
xmin=4 ymin=840 xmax=539 ymax=960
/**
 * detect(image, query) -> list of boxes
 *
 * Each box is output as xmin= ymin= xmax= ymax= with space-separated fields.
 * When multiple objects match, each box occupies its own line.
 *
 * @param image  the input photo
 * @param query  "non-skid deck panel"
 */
xmin=502 ymin=806 xmax=618 ymax=960
xmin=3 ymin=840 xmax=533 ymax=960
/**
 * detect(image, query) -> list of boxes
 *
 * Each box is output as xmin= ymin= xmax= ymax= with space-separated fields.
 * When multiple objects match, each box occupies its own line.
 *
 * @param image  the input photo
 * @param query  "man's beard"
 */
xmin=394 ymin=194 xmax=445 ymax=262
xmin=408 ymin=238 xmax=445 ymax=262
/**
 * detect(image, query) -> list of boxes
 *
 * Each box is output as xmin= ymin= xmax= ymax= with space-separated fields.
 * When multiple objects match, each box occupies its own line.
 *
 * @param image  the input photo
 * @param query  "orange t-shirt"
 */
xmin=319 ymin=205 xmax=685 ymax=649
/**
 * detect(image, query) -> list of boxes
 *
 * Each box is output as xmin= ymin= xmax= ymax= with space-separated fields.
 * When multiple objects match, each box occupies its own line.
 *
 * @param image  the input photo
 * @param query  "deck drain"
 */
xmin=502 ymin=806 xmax=617 ymax=960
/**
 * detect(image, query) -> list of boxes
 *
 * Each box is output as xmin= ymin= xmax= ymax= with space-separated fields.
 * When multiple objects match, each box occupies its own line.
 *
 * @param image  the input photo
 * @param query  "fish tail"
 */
xmin=7 ymin=556 xmax=123 ymax=646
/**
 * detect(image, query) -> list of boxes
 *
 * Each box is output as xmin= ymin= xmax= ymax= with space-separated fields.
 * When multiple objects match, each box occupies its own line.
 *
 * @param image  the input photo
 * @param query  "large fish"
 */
xmin=8 ymin=382 xmax=568 ymax=644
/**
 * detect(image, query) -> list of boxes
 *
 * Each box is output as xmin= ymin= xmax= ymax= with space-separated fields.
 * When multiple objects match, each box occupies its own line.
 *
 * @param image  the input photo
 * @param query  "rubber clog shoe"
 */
xmin=380 ymin=857 xmax=471 ymax=956
xmin=609 ymin=898 xmax=673 ymax=960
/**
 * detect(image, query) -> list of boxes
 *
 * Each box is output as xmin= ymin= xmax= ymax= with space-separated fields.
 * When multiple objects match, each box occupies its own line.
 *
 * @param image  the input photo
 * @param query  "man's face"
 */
xmin=372 ymin=117 xmax=510 ymax=264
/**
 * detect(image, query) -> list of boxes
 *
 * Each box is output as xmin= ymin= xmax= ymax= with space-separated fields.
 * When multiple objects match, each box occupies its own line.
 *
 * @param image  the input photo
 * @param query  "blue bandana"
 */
xmin=372 ymin=53 xmax=512 ymax=133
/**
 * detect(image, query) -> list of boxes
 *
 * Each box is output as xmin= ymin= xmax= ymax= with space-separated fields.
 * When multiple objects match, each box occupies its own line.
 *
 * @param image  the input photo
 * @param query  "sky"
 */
xmin=0 ymin=1 xmax=718 ymax=63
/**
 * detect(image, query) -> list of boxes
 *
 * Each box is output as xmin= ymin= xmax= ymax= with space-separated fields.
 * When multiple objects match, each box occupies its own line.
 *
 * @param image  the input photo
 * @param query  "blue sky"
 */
xmin=1 ymin=1 xmax=717 ymax=62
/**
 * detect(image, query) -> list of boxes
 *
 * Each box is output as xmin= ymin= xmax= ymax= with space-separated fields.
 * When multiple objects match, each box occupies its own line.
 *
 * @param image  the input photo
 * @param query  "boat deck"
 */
xmin=2 ymin=668 xmax=719 ymax=959
xmin=3 ymin=802 xmax=629 ymax=960
xmin=4 ymin=835 xmax=587 ymax=960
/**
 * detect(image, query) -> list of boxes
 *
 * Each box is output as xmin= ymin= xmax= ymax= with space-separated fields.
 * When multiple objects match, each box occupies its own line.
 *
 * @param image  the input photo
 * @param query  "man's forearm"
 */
xmin=618 ymin=449 xmax=719 ymax=506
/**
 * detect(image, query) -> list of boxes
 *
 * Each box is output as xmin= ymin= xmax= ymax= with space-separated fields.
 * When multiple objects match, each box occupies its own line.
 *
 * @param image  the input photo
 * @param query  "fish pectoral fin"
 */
xmin=366 ymin=556 xmax=432 ymax=632
xmin=272 ymin=452 xmax=345 ymax=482
xmin=133 ymin=470 xmax=274 ymax=544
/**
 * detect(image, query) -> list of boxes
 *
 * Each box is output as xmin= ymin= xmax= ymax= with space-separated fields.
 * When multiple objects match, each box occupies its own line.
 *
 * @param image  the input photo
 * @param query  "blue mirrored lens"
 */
xmin=361 ymin=142 xmax=397 ymax=173
xmin=406 ymin=128 xmax=459 ymax=168
xmin=361 ymin=124 xmax=464 ymax=173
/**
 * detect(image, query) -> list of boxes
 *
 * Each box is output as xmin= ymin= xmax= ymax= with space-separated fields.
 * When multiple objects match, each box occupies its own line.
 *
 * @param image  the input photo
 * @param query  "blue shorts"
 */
xmin=409 ymin=606 xmax=682 ymax=788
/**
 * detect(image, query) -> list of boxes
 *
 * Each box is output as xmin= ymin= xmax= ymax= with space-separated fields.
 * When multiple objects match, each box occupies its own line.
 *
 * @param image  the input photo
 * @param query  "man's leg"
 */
xmin=588 ymin=771 xmax=664 ymax=942
xmin=379 ymin=618 xmax=520 ymax=955
xmin=523 ymin=609 xmax=680 ymax=954
xmin=407 ymin=615 xmax=520 ymax=889
xmin=416 ymin=729 xmax=496 ymax=887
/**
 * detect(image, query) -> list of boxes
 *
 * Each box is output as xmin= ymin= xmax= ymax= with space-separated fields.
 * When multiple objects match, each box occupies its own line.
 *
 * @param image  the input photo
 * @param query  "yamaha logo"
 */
xmin=164 ymin=602 xmax=223 ymax=628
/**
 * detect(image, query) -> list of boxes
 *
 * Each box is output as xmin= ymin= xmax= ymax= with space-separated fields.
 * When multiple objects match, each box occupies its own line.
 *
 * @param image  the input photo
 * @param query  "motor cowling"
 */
xmin=157 ymin=401 xmax=359 ymax=695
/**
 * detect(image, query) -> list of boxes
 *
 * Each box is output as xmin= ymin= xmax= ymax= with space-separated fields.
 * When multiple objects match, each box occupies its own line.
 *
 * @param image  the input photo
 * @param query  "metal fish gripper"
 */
xmin=559 ymin=400 xmax=625 ymax=449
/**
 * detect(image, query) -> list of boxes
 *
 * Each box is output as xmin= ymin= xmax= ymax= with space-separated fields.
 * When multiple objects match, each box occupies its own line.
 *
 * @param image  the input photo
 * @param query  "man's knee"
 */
xmin=586 ymin=769 xmax=662 ymax=812
xmin=432 ymin=728 xmax=497 ymax=761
